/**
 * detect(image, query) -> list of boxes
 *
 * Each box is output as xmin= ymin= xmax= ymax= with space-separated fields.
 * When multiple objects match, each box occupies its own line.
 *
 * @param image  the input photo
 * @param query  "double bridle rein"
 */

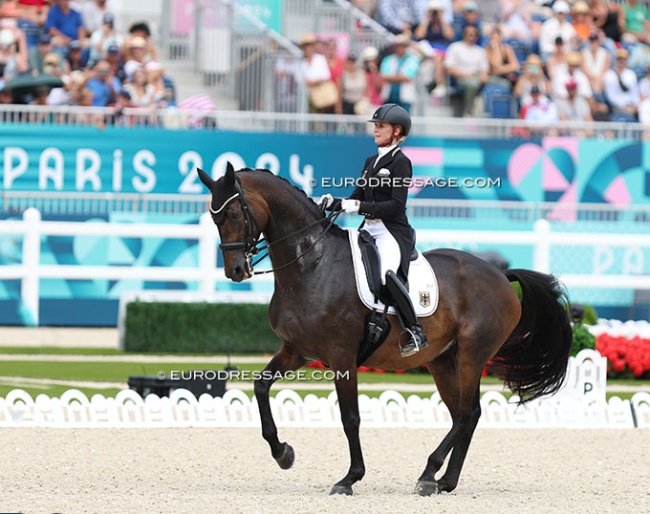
xmin=209 ymin=178 xmax=341 ymax=276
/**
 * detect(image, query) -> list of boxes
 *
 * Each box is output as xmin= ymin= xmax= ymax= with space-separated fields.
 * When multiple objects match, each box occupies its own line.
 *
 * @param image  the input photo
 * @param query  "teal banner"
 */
xmin=1 ymin=125 xmax=649 ymax=207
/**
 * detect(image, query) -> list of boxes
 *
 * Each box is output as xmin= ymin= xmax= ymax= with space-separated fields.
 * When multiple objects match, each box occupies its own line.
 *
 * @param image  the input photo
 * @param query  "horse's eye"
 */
xmin=227 ymin=208 xmax=240 ymax=220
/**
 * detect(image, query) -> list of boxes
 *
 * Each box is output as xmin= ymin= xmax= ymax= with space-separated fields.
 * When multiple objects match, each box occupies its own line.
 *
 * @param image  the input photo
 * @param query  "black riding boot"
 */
xmin=385 ymin=270 xmax=429 ymax=358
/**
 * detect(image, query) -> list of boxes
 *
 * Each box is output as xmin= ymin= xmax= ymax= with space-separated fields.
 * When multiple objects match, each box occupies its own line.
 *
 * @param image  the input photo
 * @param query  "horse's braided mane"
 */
xmin=236 ymin=167 xmax=325 ymax=218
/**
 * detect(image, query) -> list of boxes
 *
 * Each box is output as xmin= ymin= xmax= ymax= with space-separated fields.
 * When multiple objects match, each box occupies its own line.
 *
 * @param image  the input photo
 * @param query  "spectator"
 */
xmin=377 ymin=0 xmax=422 ymax=35
xmin=444 ymin=23 xmax=488 ymax=116
xmin=546 ymin=36 xmax=568 ymax=82
xmin=274 ymin=54 xmax=301 ymax=112
xmin=85 ymin=58 xmax=115 ymax=106
xmin=604 ymin=47 xmax=639 ymax=121
xmin=582 ymin=31 xmax=610 ymax=100
xmin=571 ymin=1 xmax=594 ymax=47
xmin=0 ymin=84 xmax=14 ymax=103
xmin=145 ymin=60 xmax=175 ymax=108
xmin=89 ymin=12 xmax=124 ymax=65
xmin=299 ymin=33 xmax=335 ymax=114
xmin=105 ymin=43 xmax=125 ymax=83
xmin=29 ymin=85 xmax=50 ymax=105
xmin=82 ymin=0 xmax=118 ymax=35
xmin=28 ymin=32 xmax=52 ymax=74
xmin=123 ymin=65 xmax=155 ymax=108
xmin=469 ymin=0 xmax=502 ymax=34
xmin=66 ymin=69 xmax=87 ymax=105
xmin=551 ymin=52 xmax=591 ymax=100
xmin=538 ymin=1 xmax=576 ymax=60
xmin=556 ymin=78 xmax=594 ymax=128
xmin=0 ymin=27 xmax=29 ymax=81
xmin=485 ymin=26 xmax=519 ymax=90
xmin=15 ymin=0 xmax=49 ymax=30
xmin=324 ymin=38 xmax=345 ymax=87
xmin=65 ymin=39 xmax=88 ymax=72
xmin=591 ymin=0 xmax=625 ymax=45
xmin=361 ymin=46 xmax=384 ymax=107
xmin=45 ymin=0 xmax=86 ymax=53
xmin=454 ymin=1 xmax=485 ymax=44
xmin=42 ymin=51 xmax=70 ymax=105
xmin=513 ymin=53 xmax=550 ymax=107
xmin=501 ymin=0 xmax=537 ymax=45
xmin=623 ymin=0 xmax=650 ymax=44
xmin=639 ymin=64 xmax=650 ymax=99
xmin=415 ymin=0 xmax=454 ymax=97
xmin=522 ymin=85 xmax=559 ymax=134
xmin=123 ymin=36 xmax=148 ymax=81
xmin=2 ymin=0 xmax=45 ymax=49
xmin=380 ymin=33 xmax=421 ymax=113
xmin=338 ymin=52 xmax=369 ymax=116
xmin=125 ymin=22 xmax=157 ymax=62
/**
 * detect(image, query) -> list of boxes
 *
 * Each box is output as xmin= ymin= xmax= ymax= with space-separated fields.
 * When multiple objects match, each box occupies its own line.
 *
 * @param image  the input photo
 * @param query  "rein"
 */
xmin=210 ymin=178 xmax=341 ymax=276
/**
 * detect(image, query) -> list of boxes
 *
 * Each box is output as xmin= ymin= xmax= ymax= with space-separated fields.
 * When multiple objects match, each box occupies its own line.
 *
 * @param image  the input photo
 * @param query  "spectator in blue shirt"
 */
xmin=45 ymin=0 xmax=86 ymax=53
xmin=85 ymin=59 xmax=116 ymax=106
xmin=455 ymin=1 xmax=486 ymax=46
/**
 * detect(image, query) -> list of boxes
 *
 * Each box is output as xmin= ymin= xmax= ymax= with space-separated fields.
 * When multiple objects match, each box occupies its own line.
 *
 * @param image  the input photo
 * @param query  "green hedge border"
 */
xmin=124 ymin=302 xmax=280 ymax=353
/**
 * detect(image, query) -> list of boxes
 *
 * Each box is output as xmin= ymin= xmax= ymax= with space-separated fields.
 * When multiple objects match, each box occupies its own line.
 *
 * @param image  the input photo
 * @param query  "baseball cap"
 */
xmin=39 ymin=33 xmax=52 ymax=45
xmin=553 ymin=1 xmax=570 ymax=14
xmin=102 ymin=12 xmax=115 ymax=25
xmin=588 ymin=31 xmax=599 ymax=40
xmin=347 ymin=52 xmax=357 ymax=61
xmin=463 ymin=1 xmax=478 ymax=12
xmin=107 ymin=43 xmax=120 ymax=54
xmin=69 ymin=39 xmax=82 ymax=50
xmin=530 ymin=85 xmax=541 ymax=95
xmin=565 ymin=78 xmax=578 ymax=89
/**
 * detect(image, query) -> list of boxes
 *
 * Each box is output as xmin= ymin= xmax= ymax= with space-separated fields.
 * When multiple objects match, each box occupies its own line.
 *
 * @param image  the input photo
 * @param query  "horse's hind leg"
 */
xmin=253 ymin=344 xmax=307 ymax=470
xmin=415 ymin=349 xmax=483 ymax=496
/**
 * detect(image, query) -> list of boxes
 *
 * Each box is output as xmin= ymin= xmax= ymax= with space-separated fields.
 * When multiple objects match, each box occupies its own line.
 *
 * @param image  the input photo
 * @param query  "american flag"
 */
xmin=178 ymin=94 xmax=216 ymax=128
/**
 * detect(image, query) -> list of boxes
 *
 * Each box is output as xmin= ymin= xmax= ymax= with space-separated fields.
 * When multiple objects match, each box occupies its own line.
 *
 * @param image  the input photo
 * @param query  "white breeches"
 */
xmin=363 ymin=220 xmax=400 ymax=285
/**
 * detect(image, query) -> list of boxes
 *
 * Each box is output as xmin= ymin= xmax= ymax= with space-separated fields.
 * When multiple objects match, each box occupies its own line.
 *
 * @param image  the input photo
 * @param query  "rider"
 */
xmin=320 ymin=103 xmax=429 ymax=358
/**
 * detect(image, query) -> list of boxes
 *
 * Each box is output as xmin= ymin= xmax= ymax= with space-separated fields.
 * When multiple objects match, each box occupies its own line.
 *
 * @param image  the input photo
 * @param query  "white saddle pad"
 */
xmin=347 ymin=228 xmax=439 ymax=317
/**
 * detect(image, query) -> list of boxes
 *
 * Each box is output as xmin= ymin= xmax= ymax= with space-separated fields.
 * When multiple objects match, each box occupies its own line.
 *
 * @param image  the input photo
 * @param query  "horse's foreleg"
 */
xmin=253 ymin=344 xmax=306 ymax=470
xmin=330 ymin=368 xmax=365 ymax=496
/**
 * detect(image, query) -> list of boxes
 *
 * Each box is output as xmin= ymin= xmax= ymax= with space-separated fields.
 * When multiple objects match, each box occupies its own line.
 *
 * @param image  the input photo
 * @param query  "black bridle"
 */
xmin=209 ymin=177 xmax=341 ymax=276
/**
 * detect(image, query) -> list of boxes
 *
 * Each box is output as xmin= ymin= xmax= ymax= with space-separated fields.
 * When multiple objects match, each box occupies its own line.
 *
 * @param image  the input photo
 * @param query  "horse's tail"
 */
xmin=490 ymin=269 xmax=572 ymax=405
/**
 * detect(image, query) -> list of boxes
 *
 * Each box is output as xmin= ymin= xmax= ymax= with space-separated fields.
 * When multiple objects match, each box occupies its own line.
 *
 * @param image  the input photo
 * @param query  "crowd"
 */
xmin=327 ymin=0 xmax=650 ymax=124
xmin=0 ymin=0 xmax=176 ymax=112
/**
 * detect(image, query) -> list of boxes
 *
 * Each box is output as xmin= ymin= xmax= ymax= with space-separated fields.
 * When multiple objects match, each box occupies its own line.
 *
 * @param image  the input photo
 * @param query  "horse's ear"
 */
xmin=197 ymin=168 xmax=214 ymax=191
xmin=223 ymin=162 xmax=236 ymax=189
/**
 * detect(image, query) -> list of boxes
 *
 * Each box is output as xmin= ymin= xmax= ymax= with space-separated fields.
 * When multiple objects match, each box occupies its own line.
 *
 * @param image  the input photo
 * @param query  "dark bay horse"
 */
xmin=197 ymin=164 xmax=572 ymax=496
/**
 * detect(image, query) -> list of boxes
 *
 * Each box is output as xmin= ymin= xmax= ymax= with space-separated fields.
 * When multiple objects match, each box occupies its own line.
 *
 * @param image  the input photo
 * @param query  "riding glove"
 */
xmin=341 ymin=199 xmax=360 ymax=213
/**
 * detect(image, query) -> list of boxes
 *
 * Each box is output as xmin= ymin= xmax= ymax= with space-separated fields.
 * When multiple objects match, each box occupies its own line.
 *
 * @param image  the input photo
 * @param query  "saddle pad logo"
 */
xmin=419 ymin=291 xmax=430 ymax=307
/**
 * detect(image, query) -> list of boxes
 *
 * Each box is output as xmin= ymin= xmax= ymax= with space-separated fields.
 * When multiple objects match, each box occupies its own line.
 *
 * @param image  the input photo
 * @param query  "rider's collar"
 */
xmin=375 ymin=144 xmax=397 ymax=165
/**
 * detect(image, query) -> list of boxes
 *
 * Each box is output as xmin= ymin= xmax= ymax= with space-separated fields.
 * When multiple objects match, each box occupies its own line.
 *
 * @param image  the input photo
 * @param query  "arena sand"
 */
xmin=1 ymin=427 xmax=648 ymax=514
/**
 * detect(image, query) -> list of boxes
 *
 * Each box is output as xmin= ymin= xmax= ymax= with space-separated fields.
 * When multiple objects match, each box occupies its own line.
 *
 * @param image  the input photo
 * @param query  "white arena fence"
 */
xmin=3 ymin=208 xmax=650 ymax=325
xmin=0 ymin=350 xmax=648 ymax=429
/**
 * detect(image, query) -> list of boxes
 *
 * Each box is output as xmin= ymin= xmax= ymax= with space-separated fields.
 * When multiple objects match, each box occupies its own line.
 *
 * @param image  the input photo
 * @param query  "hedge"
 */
xmin=124 ymin=301 xmax=281 ymax=353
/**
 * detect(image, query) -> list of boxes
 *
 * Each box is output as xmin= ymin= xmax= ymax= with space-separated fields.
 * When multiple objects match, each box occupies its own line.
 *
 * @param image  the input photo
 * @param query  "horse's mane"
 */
xmin=237 ymin=168 xmax=339 ymax=222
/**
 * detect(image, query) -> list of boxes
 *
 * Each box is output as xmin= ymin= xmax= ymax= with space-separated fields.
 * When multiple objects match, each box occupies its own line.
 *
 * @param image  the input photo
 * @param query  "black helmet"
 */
xmin=368 ymin=103 xmax=412 ymax=136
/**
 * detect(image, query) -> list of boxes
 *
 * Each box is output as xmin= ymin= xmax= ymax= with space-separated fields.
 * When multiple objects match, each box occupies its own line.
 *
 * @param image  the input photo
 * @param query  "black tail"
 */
xmin=490 ymin=269 xmax=572 ymax=405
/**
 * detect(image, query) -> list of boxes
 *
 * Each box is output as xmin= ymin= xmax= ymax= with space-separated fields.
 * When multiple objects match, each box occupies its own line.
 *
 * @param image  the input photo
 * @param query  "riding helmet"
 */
xmin=368 ymin=103 xmax=412 ymax=136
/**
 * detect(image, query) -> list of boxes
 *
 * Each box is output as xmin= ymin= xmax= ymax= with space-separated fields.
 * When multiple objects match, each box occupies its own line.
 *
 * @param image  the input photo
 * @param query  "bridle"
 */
xmin=209 ymin=177 xmax=341 ymax=276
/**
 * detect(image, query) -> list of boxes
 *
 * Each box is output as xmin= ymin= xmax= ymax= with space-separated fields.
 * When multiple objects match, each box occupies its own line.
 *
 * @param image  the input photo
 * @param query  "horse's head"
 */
xmin=197 ymin=163 xmax=268 ymax=282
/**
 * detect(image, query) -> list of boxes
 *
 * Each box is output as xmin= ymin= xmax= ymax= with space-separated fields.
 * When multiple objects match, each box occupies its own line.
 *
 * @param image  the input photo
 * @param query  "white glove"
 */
xmin=318 ymin=193 xmax=334 ymax=209
xmin=341 ymin=199 xmax=360 ymax=213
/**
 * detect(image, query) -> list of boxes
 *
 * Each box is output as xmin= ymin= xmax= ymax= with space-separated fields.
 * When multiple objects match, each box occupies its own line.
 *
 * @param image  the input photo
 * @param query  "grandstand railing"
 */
xmin=2 ymin=104 xmax=648 ymax=138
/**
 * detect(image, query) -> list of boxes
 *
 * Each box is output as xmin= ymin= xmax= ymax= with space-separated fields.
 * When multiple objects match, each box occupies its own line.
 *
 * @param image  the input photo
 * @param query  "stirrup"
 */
xmin=399 ymin=328 xmax=429 ymax=358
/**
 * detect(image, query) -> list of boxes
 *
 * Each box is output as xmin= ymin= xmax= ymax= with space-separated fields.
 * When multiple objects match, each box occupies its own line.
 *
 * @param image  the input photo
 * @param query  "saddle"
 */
xmin=354 ymin=229 xmax=438 ymax=365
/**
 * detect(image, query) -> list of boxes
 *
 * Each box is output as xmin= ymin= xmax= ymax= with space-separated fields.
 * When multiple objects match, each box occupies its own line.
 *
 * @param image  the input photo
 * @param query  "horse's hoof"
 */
xmin=275 ymin=443 xmax=295 ymax=470
xmin=414 ymin=480 xmax=438 ymax=496
xmin=329 ymin=484 xmax=353 ymax=496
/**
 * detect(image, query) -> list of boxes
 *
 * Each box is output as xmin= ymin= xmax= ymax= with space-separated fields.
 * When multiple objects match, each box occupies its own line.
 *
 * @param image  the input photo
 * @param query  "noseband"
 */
xmin=209 ymin=177 xmax=340 ymax=276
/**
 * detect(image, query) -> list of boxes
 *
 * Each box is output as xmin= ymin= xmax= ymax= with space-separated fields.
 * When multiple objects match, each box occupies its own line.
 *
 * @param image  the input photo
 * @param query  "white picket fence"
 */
xmin=4 ymin=208 xmax=650 ymax=325
xmin=1 ymin=351 xmax=648 ymax=429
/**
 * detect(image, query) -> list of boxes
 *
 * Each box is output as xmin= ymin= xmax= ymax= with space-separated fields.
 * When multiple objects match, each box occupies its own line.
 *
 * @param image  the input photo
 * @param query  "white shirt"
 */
xmin=374 ymin=144 xmax=397 ymax=167
xmin=444 ymin=41 xmax=488 ymax=75
xmin=539 ymin=17 xmax=576 ymax=55
xmin=604 ymin=68 xmax=640 ymax=109
xmin=301 ymin=53 xmax=331 ymax=84
xmin=552 ymin=68 xmax=593 ymax=100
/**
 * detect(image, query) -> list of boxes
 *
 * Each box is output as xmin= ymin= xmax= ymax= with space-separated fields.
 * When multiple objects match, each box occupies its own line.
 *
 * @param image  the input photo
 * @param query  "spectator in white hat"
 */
xmin=0 ymin=27 xmax=28 ymax=82
xmin=538 ymin=1 xmax=577 ymax=60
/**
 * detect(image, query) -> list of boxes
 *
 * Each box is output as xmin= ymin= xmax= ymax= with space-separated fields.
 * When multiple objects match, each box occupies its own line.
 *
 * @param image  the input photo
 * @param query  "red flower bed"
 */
xmin=596 ymin=333 xmax=650 ymax=379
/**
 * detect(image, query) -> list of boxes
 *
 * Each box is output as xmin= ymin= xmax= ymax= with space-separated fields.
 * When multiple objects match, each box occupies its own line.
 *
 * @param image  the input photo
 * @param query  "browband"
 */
xmin=209 ymin=192 xmax=240 ymax=215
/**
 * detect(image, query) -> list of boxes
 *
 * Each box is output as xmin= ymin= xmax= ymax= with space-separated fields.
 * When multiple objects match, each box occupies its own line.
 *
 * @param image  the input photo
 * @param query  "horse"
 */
xmin=197 ymin=163 xmax=572 ymax=496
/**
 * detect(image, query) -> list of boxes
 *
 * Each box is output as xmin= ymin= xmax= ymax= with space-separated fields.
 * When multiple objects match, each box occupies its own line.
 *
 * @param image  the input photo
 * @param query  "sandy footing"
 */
xmin=1 ymin=427 xmax=648 ymax=514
